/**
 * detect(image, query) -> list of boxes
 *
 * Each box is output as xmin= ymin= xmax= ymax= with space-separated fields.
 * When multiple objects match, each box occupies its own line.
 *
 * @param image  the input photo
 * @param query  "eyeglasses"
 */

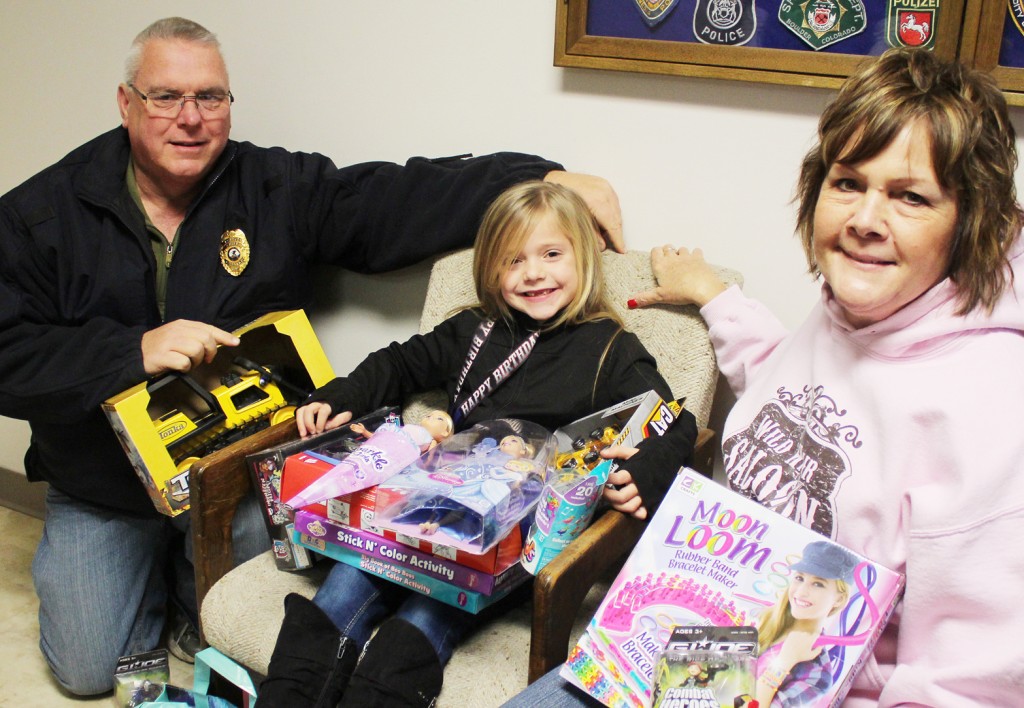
xmin=128 ymin=84 xmax=234 ymax=115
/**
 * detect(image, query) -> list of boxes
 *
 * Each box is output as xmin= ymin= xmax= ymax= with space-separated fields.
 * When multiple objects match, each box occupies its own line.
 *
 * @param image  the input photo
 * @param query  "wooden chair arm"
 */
xmin=527 ymin=426 xmax=716 ymax=683
xmin=529 ymin=508 xmax=644 ymax=682
xmin=192 ymin=421 xmax=300 ymax=614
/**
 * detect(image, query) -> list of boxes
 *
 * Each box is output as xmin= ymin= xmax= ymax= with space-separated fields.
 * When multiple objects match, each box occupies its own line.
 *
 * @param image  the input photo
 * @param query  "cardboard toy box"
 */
xmin=103 ymin=310 xmax=335 ymax=516
xmin=113 ymin=648 xmax=169 ymax=708
xmin=281 ymin=453 xmax=525 ymax=574
xmin=245 ymin=406 xmax=400 ymax=571
xmin=521 ymin=391 xmax=684 ymax=574
xmin=550 ymin=390 xmax=682 ymax=456
xmin=562 ymin=470 xmax=905 ymax=708
xmin=293 ymin=509 xmax=529 ymax=595
xmin=295 ymin=527 xmax=527 ymax=614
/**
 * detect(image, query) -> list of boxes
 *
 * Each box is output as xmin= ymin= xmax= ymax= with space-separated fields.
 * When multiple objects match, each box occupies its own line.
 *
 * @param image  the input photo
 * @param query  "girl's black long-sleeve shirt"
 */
xmin=307 ymin=308 xmax=699 ymax=514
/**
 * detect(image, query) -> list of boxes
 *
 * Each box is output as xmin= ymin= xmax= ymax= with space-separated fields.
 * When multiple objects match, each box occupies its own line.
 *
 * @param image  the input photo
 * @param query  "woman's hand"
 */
xmin=628 ymin=246 xmax=728 ymax=309
xmin=295 ymin=402 xmax=352 ymax=438
xmin=600 ymin=445 xmax=648 ymax=520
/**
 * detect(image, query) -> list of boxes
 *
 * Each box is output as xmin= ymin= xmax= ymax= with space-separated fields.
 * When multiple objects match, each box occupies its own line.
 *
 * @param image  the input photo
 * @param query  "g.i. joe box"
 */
xmin=103 ymin=310 xmax=335 ymax=516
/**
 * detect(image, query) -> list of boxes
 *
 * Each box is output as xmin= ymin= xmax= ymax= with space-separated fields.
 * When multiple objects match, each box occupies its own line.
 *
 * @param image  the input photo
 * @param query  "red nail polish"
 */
xmin=627 ymin=299 xmax=638 ymax=310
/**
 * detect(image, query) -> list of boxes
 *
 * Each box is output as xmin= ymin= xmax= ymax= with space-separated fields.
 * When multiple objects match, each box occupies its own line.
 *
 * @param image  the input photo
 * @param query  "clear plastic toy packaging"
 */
xmin=373 ymin=418 xmax=556 ymax=553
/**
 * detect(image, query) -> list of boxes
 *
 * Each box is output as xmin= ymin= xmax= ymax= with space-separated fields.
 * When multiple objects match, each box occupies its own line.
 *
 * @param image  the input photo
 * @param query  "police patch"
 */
xmin=219 ymin=229 xmax=250 ymax=277
xmin=778 ymin=0 xmax=867 ymax=50
xmin=633 ymin=0 xmax=680 ymax=27
xmin=1011 ymin=0 xmax=1024 ymax=37
xmin=886 ymin=0 xmax=939 ymax=48
xmin=694 ymin=0 xmax=757 ymax=45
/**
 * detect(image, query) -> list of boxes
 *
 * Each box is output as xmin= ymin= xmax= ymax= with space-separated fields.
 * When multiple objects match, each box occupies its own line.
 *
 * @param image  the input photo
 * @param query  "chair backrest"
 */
xmin=406 ymin=249 xmax=742 ymax=429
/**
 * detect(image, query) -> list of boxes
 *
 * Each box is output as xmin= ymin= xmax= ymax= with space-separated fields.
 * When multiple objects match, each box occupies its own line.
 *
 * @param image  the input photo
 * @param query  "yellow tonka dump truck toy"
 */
xmin=104 ymin=310 xmax=335 ymax=516
xmin=155 ymin=356 xmax=307 ymax=469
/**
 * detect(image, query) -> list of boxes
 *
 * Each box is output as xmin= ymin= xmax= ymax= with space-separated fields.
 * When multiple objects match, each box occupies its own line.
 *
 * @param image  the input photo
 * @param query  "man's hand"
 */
xmin=628 ymin=245 xmax=727 ymax=310
xmin=141 ymin=320 xmax=239 ymax=375
xmin=295 ymin=402 xmax=352 ymax=438
xmin=543 ymin=171 xmax=624 ymax=253
xmin=599 ymin=445 xmax=648 ymax=520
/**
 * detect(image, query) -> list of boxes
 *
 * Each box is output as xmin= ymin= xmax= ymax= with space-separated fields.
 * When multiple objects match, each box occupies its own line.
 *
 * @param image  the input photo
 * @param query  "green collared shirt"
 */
xmin=125 ymin=160 xmax=178 ymax=320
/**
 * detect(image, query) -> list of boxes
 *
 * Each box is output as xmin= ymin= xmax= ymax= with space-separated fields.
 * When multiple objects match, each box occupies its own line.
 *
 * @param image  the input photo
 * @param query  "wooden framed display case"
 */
xmin=555 ymin=0 xmax=1024 ymax=103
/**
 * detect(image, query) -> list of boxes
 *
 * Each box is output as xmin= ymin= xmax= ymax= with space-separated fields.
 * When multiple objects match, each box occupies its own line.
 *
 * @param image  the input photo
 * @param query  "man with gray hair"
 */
xmin=0 ymin=16 xmax=622 ymax=696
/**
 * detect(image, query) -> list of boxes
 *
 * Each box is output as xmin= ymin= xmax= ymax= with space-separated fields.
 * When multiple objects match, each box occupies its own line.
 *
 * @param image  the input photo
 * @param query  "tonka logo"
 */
xmin=158 ymin=421 xmax=188 ymax=440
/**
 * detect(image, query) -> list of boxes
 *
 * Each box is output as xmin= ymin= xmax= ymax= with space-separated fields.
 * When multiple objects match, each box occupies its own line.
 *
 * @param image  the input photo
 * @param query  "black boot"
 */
xmin=258 ymin=593 xmax=359 ymax=708
xmin=340 ymin=618 xmax=443 ymax=708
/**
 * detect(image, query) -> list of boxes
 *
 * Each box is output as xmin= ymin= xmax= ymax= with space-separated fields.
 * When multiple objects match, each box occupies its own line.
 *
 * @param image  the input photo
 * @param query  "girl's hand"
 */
xmin=295 ymin=402 xmax=351 ymax=438
xmin=600 ymin=445 xmax=648 ymax=520
xmin=628 ymin=246 xmax=727 ymax=309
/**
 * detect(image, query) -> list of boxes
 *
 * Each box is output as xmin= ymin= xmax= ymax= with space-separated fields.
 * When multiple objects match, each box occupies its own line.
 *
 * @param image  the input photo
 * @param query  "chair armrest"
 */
xmin=191 ymin=421 xmax=300 ymax=616
xmin=529 ymin=507 xmax=644 ymax=682
xmin=691 ymin=427 xmax=715 ymax=477
xmin=527 ymin=426 xmax=716 ymax=682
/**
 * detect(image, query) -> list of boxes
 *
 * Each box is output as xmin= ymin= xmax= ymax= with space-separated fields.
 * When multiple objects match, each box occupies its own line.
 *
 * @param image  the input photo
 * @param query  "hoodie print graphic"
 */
xmin=722 ymin=385 xmax=862 ymax=538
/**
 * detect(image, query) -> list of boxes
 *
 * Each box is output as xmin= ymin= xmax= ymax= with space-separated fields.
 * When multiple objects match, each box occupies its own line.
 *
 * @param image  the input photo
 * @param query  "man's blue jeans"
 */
xmin=313 ymin=560 xmax=480 ymax=665
xmin=500 ymin=665 xmax=600 ymax=708
xmin=32 ymin=486 xmax=268 ymax=695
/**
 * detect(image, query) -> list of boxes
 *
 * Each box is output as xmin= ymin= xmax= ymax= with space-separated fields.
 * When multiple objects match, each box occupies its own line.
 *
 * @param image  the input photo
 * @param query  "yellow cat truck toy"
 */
xmin=103 ymin=310 xmax=335 ymax=515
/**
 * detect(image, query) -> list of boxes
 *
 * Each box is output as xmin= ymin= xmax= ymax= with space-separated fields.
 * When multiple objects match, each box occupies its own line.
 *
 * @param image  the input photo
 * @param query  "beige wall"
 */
xmin=2 ymin=2 xmax=1022 ymax=475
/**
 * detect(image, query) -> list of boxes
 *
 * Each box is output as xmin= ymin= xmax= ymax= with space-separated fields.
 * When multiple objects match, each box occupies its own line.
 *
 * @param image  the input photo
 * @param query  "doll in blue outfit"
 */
xmin=259 ymin=180 xmax=697 ymax=708
xmin=383 ymin=423 xmax=547 ymax=548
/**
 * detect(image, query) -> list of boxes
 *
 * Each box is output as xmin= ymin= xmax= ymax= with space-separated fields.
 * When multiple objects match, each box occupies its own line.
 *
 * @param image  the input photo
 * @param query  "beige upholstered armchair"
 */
xmin=192 ymin=248 xmax=741 ymax=706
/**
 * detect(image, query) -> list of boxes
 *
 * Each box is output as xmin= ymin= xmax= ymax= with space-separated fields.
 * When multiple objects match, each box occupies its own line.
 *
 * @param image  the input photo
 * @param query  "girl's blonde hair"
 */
xmin=757 ymin=578 xmax=849 ymax=654
xmin=472 ymin=181 xmax=619 ymax=330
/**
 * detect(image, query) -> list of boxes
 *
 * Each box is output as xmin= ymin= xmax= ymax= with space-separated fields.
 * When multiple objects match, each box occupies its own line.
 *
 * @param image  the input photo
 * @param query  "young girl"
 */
xmin=260 ymin=181 xmax=698 ymax=708
xmin=755 ymin=541 xmax=856 ymax=707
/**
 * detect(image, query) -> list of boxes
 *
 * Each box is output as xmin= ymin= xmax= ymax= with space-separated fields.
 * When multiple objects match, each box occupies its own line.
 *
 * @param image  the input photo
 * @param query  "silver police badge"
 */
xmin=219 ymin=229 xmax=250 ymax=277
xmin=633 ymin=0 xmax=681 ymax=27
xmin=694 ymin=0 xmax=757 ymax=45
xmin=779 ymin=0 xmax=867 ymax=51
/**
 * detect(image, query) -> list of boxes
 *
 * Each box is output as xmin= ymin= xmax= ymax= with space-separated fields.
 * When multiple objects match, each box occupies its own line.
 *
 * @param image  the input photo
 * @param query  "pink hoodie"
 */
xmin=701 ymin=241 xmax=1024 ymax=706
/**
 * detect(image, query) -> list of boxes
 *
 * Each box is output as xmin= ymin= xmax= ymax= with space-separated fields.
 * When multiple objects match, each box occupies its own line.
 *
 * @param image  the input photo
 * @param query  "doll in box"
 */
xmin=376 ymin=420 xmax=552 ymax=551
xmin=284 ymin=410 xmax=453 ymax=509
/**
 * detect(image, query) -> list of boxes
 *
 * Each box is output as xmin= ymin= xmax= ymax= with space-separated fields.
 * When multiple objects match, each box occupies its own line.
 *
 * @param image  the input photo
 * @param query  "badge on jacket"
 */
xmin=220 ymin=229 xmax=250 ymax=277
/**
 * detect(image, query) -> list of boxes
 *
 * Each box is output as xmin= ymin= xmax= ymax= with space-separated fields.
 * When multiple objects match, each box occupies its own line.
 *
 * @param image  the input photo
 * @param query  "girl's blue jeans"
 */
xmin=312 ymin=559 xmax=480 ymax=664
xmin=32 ymin=485 xmax=268 ymax=695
